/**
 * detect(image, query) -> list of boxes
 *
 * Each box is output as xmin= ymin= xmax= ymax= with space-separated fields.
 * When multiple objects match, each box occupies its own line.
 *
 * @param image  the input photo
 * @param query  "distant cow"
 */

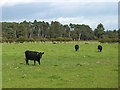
xmin=25 ymin=50 xmax=44 ymax=65
xmin=75 ymin=44 xmax=79 ymax=51
xmin=98 ymin=45 xmax=102 ymax=52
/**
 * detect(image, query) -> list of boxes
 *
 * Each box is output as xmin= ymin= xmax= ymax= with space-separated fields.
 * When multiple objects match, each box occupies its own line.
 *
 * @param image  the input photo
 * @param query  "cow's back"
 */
xmin=98 ymin=45 xmax=102 ymax=52
xmin=98 ymin=45 xmax=102 ymax=49
xmin=75 ymin=45 xmax=79 ymax=51
xmin=25 ymin=50 xmax=39 ymax=60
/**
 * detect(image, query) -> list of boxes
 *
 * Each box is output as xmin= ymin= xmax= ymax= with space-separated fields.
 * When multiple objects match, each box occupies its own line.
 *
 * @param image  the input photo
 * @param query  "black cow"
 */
xmin=75 ymin=44 xmax=79 ymax=51
xmin=25 ymin=50 xmax=44 ymax=65
xmin=98 ymin=45 xmax=102 ymax=52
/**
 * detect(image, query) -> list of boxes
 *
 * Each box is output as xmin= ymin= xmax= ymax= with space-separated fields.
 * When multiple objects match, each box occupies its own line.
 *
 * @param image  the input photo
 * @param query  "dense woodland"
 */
xmin=1 ymin=20 xmax=119 ymax=43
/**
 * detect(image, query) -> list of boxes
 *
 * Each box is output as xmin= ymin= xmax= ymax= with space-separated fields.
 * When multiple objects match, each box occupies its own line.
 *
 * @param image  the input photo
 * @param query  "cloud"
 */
xmin=1 ymin=15 xmax=117 ymax=30
xmin=0 ymin=0 xmax=37 ymax=7
xmin=1 ymin=0 xmax=119 ymax=7
xmin=1 ymin=1 xmax=118 ymax=30
xmin=50 ymin=15 xmax=117 ymax=30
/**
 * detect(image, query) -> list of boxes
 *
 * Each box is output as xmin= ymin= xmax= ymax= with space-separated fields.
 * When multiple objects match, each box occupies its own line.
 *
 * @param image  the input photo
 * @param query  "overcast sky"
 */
xmin=1 ymin=0 xmax=119 ymax=30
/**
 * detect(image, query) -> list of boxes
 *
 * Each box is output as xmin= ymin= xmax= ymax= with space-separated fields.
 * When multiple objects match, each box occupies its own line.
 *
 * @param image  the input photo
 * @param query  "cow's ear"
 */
xmin=40 ymin=52 xmax=44 ymax=54
xmin=39 ymin=52 xmax=42 ymax=54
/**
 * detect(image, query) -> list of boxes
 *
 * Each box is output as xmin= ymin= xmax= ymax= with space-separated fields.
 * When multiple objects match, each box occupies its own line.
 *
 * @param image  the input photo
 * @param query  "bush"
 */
xmin=99 ymin=38 xmax=119 ymax=43
xmin=15 ymin=37 xmax=34 ymax=43
xmin=2 ymin=37 xmax=14 ymax=43
xmin=33 ymin=37 xmax=48 ymax=42
xmin=52 ymin=41 xmax=57 ymax=44
xmin=53 ymin=37 xmax=72 ymax=42
xmin=27 ymin=38 xmax=34 ymax=42
xmin=0 ymin=37 xmax=2 ymax=43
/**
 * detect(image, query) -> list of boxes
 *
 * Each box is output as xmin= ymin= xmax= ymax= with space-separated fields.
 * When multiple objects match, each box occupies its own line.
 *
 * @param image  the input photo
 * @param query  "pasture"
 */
xmin=2 ymin=42 xmax=118 ymax=88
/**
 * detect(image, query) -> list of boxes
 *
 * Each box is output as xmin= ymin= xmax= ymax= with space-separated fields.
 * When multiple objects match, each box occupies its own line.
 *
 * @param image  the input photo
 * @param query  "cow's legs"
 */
xmin=75 ymin=49 xmax=77 ymax=51
xmin=98 ymin=49 xmax=100 ymax=52
xmin=34 ymin=60 xmax=36 ymax=65
xmin=38 ymin=61 xmax=40 ymax=65
xmin=26 ymin=59 xmax=29 ymax=65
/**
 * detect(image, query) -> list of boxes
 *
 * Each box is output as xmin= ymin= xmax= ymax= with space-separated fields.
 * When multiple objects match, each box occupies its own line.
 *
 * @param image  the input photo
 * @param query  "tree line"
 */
xmin=1 ymin=20 xmax=119 ymax=43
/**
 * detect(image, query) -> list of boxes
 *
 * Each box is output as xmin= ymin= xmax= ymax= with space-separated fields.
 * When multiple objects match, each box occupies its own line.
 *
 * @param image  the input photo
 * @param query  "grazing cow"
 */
xmin=98 ymin=45 xmax=102 ymax=52
xmin=25 ymin=50 xmax=44 ymax=65
xmin=75 ymin=44 xmax=79 ymax=51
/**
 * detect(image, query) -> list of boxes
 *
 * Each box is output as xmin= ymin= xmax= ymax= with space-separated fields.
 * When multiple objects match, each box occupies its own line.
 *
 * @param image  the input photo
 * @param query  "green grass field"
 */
xmin=2 ymin=42 xmax=118 ymax=88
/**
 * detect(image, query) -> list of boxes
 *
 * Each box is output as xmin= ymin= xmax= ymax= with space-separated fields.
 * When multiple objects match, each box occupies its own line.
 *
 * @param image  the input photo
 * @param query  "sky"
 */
xmin=0 ymin=0 xmax=119 ymax=30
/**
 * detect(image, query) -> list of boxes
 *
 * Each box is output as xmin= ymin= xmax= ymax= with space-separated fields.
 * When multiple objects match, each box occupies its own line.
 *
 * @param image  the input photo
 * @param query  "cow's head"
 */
xmin=40 ymin=52 xmax=44 ymax=55
xmin=38 ymin=52 xmax=44 ymax=57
